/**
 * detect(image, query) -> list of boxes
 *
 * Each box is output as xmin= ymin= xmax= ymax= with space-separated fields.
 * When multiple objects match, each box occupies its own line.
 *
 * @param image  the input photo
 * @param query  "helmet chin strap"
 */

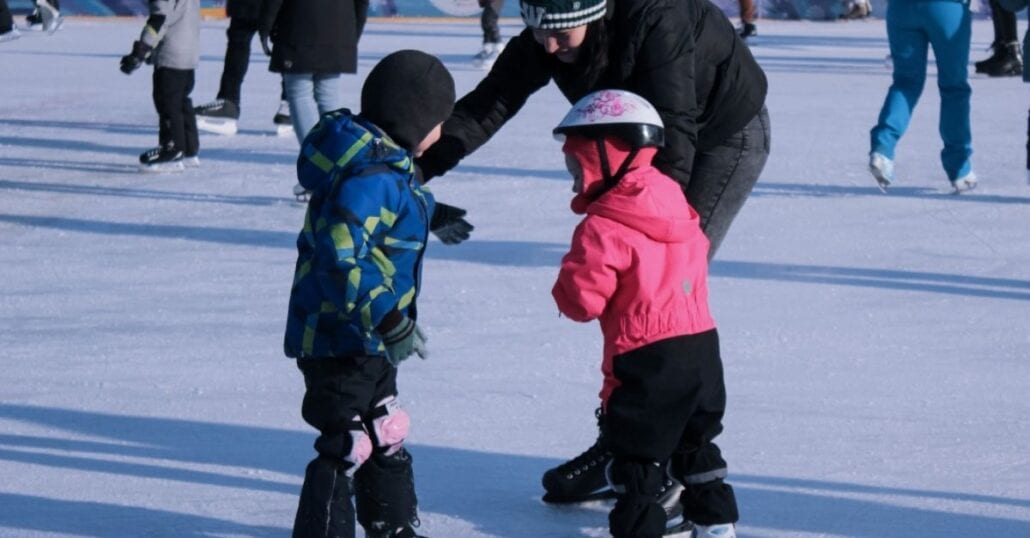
xmin=590 ymin=138 xmax=640 ymax=200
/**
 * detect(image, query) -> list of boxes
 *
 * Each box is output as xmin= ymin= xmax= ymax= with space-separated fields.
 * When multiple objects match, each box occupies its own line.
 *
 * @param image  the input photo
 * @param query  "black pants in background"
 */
xmin=988 ymin=0 xmax=1018 ymax=44
xmin=152 ymin=67 xmax=199 ymax=156
xmin=0 ymin=0 xmax=13 ymax=32
xmin=219 ymin=16 xmax=287 ymax=108
xmin=605 ymin=330 xmax=739 ymax=537
xmin=479 ymin=0 xmax=503 ymax=44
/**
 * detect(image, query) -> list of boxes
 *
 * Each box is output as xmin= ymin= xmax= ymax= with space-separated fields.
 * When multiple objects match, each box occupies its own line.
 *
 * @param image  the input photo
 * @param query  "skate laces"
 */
xmin=555 ymin=439 xmax=609 ymax=478
xmin=195 ymin=99 xmax=226 ymax=112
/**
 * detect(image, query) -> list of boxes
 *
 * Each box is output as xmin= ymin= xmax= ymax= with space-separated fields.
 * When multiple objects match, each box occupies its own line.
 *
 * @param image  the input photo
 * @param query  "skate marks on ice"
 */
xmin=711 ymin=261 xmax=1030 ymax=301
xmin=0 ymin=179 xmax=291 ymax=208
xmin=1 ymin=403 xmax=1028 ymax=537
xmin=751 ymin=181 xmax=1030 ymax=205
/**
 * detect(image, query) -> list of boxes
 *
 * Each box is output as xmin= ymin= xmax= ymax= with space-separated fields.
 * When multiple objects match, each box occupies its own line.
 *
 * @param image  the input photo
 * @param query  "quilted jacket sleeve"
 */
xmin=553 ymin=217 xmax=625 ymax=322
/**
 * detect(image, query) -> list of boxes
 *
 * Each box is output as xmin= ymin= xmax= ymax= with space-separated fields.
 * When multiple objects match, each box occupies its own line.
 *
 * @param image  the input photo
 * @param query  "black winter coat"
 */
xmin=226 ymin=0 xmax=262 ymax=20
xmin=259 ymin=0 xmax=368 ymax=74
xmin=416 ymin=0 xmax=767 ymax=190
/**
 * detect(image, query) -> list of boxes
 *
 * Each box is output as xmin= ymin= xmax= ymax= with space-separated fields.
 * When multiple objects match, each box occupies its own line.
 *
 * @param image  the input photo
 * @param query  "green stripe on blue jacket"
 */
xmin=284 ymin=109 xmax=435 ymax=359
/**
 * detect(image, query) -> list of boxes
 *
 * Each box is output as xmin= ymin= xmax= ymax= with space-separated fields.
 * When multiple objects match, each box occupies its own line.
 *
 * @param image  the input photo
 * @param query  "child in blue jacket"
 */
xmin=284 ymin=50 xmax=454 ymax=538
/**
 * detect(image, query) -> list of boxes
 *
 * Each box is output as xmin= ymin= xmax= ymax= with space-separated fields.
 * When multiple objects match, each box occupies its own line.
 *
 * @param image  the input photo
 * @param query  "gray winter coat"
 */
xmin=139 ymin=0 xmax=200 ymax=70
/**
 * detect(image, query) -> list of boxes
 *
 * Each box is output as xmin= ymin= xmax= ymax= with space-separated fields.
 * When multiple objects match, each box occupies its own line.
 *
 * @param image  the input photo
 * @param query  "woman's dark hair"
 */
xmin=577 ymin=17 xmax=610 ymax=90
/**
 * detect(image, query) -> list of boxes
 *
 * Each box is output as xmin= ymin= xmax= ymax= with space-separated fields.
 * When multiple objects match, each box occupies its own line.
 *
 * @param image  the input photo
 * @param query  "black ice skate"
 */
xmin=139 ymin=146 xmax=184 ymax=173
xmin=542 ymin=439 xmax=614 ymax=503
xmin=194 ymin=99 xmax=240 ymax=136
xmin=738 ymin=23 xmax=756 ymax=40
xmin=274 ymin=100 xmax=294 ymax=137
xmin=975 ymin=42 xmax=1023 ymax=78
xmin=24 ymin=10 xmax=43 ymax=30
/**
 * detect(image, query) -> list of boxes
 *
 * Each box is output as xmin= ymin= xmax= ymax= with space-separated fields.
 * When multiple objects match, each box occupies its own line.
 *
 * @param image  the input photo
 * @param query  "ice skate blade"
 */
xmin=541 ymin=488 xmax=616 ymax=504
xmin=276 ymin=123 xmax=294 ymax=137
xmin=196 ymin=117 xmax=238 ymax=136
xmin=139 ymin=161 xmax=185 ymax=173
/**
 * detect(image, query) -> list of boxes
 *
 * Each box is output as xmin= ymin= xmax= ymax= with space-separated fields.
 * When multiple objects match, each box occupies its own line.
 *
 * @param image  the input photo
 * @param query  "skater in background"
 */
xmin=473 ymin=0 xmax=505 ymax=68
xmin=0 ymin=0 xmax=19 ymax=42
xmin=737 ymin=0 xmax=757 ymax=39
xmin=119 ymin=0 xmax=201 ymax=172
xmin=193 ymin=0 xmax=293 ymax=137
xmin=284 ymin=50 xmax=454 ymax=538
xmin=974 ymin=0 xmax=1023 ymax=77
xmin=26 ymin=0 xmax=61 ymax=33
xmin=868 ymin=0 xmax=977 ymax=193
xmin=551 ymin=89 xmax=738 ymax=538
xmin=258 ymin=0 xmax=367 ymax=197
xmin=996 ymin=0 xmax=1029 ymax=182
xmin=415 ymin=0 xmax=768 ymax=511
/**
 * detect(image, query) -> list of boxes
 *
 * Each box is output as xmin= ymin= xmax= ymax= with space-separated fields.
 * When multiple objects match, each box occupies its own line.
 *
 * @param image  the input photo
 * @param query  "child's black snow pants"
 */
xmin=604 ymin=329 xmax=739 ymax=537
xmin=152 ymin=67 xmax=199 ymax=157
xmin=294 ymin=356 xmax=419 ymax=538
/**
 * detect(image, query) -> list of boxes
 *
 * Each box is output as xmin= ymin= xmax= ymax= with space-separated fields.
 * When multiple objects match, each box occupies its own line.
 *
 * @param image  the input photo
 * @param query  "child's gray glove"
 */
xmin=380 ymin=316 xmax=428 ymax=366
xmin=431 ymin=202 xmax=474 ymax=245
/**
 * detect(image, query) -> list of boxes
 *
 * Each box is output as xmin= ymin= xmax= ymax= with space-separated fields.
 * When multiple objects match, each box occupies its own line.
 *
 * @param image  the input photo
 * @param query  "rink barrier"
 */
xmin=8 ymin=0 xmax=991 ymax=21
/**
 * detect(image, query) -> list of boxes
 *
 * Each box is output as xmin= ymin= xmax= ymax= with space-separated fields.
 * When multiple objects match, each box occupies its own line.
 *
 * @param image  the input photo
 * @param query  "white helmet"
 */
xmin=553 ymin=89 xmax=665 ymax=148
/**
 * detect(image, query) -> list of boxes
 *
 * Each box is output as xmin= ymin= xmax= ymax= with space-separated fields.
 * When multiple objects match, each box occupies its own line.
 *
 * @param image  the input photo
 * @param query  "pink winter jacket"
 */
xmin=553 ymin=137 xmax=715 ymax=403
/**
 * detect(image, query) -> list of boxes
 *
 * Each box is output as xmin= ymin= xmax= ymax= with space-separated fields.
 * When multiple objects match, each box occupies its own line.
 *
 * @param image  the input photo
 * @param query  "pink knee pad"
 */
xmin=344 ymin=417 xmax=373 ymax=475
xmin=371 ymin=396 xmax=410 ymax=456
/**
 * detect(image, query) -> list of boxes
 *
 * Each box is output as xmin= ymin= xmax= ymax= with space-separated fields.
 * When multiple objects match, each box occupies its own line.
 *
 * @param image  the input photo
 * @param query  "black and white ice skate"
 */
xmin=541 ymin=438 xmax=615 ymax=503
xmin=0 ymin=26 xmax=20 ymax=42
xmin=194 ymin=99 xmax=240 ymax=136
xmin=139 ymin=146 xmax=184 ymax=173
xmin=24 ymin=10 xmax=43 ymax=30
xmin=273 ymin=100 xmax=293 ymax=137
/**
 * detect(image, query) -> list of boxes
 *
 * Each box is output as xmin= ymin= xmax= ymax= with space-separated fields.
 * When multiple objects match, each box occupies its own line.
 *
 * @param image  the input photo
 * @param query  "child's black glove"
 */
xmin=431 ymin=202 xmax=474 ymax=245
xmin=119 ymin=41 xmax=152 ymax=75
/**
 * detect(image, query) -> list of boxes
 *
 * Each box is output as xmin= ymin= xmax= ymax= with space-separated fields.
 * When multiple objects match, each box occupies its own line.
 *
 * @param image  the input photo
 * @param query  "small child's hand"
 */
xmin=430 ymin=202 xmax=474 ymax=245
xmin=381 ymin=317 xmax=428 ymax=366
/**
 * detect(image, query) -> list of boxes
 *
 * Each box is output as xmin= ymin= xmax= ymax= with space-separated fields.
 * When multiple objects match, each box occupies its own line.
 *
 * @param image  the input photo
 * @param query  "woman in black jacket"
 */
xmin=419 ymin=0 xmax=769 ymax=260
xmin=417 ymin=0 xmax=768 ymax=533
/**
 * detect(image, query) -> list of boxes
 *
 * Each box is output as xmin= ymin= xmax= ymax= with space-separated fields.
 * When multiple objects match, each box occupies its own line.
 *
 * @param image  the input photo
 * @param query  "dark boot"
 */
xmin=541 ymin=407 xmax=614 ymax=503
xmin=607 ymin=459 xmax=668 ymax=538
xmin=354 ymin=448 xmax=422 ymax=538
xmin=293 ymin=457 xmax=355 ymax=538
xmin=975 ymin=42 xmax=1023 ymax=77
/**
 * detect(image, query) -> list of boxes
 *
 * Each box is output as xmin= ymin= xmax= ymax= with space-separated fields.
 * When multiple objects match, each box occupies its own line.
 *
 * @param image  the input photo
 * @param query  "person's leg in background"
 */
xmin=473 ymin=0 xmax=505 ymax=68
xmin=738 ymin=0 xmax=757 ymax=39
xmin=975 ymin=0 xmax=1022 ymax=77
xmin=869 ymin=1 xmax=929 ymax=188
xmin=283 ymin=73 xmax=320 ymax=145
xmin=0 ymin=0 xmax=18 ymax=41
xmin=924 ymin=0 xmax=974 ymax=186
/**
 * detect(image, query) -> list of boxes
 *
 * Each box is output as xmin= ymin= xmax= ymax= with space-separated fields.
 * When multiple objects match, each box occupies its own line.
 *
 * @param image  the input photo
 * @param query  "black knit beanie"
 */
xmin=361 ymin=50 xmax=456 ymax=152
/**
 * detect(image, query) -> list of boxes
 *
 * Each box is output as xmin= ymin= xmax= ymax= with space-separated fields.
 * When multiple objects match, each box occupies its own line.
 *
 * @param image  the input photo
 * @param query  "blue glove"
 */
xmin=431 ymin=202 xmax=474 ymax=245
xmin=380 ymin=316 xmax=428 ymax=366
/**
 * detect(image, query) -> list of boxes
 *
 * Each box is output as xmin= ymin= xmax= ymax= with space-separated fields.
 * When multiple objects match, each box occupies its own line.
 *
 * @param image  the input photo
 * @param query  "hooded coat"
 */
xmin=284 ymin=110 xmax=434 ymax=359
xmin=553 ymin=137 xmax=715 ymax=402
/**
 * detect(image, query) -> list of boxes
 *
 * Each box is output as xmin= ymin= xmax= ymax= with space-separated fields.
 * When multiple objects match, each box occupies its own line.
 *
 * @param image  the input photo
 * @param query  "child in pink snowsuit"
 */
xmin=552 ymin=90 xmax=738 ymax=538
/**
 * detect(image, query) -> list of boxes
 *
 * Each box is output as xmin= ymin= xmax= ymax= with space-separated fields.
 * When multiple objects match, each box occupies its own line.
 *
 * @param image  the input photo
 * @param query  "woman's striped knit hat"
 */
xmin=520 ymin=0 xmax=607 ymax=30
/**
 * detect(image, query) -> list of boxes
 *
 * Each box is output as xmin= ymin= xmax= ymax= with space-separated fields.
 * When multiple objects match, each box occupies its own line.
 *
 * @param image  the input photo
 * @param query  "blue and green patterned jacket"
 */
xmin=284 ymin=109 xmax=435 ymax=359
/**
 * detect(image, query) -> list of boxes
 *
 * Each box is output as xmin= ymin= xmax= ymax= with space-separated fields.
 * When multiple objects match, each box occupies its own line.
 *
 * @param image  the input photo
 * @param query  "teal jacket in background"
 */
xmin=284 ymin=110 xmax=435 ymax=360
xmin=997 ymin=0 xmax=1030 ymax=83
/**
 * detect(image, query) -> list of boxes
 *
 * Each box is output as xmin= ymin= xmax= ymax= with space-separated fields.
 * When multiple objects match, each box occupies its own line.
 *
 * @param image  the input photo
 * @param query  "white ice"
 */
xmin=1 ymin=16 xmax=1028 ymax=538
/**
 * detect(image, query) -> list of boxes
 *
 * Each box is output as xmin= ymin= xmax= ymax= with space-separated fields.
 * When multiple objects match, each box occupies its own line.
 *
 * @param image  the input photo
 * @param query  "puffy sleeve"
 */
xmin=415 ymin=29 xmax=554 ymax=181
xmin=552 ymin=217 xmax=626 ymax=322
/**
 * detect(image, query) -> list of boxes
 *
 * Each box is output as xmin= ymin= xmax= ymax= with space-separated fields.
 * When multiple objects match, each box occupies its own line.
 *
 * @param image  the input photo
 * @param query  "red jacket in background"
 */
xmin=553 ymin=136 xmax=716 ymax=403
